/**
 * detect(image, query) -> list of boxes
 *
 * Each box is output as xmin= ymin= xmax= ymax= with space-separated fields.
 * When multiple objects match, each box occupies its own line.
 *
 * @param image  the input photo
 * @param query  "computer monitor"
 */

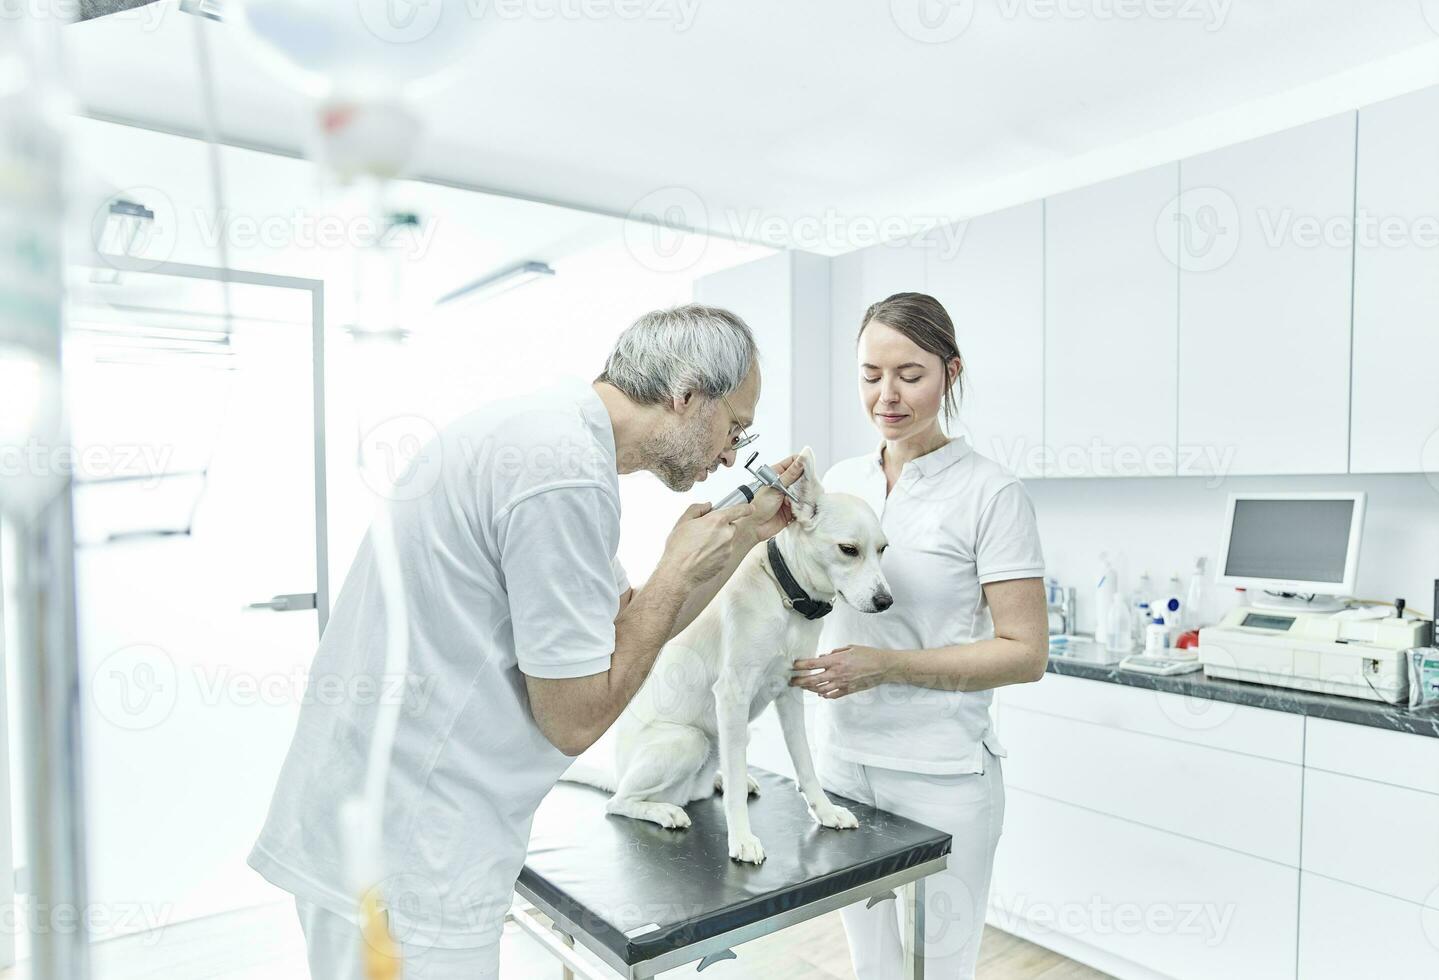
xmin=1215 ymin=492 xmax=1365 ymax=611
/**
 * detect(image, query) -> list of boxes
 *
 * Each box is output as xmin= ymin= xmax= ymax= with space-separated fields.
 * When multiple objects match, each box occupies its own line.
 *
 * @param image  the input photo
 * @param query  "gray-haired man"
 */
xmin=249 ymin=305 xmax=800 ymax=979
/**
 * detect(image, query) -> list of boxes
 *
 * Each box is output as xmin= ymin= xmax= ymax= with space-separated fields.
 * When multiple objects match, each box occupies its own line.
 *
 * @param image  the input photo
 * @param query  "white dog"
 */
xmin=563 ymin=447 xmax=892 ymax=864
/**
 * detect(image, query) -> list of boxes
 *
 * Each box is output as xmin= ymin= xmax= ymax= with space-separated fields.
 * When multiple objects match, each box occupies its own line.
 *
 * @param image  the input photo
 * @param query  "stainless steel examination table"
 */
xmin=510 ymin=769 xmax=952 ymax=979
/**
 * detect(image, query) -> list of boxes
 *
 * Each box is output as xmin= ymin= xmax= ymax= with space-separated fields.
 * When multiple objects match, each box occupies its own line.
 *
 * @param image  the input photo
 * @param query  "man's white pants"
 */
xmin=821 ymin=749 xmax=1005 ymax=980
xmin=296 ymin=899 xmax=501 ymax=980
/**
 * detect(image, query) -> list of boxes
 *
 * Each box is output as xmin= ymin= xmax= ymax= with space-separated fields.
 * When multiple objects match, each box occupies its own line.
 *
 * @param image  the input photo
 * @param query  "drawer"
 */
xmin=1302 ymin=767 xmax=1439 ymax=906
xmin=991 ymin=788 xmax=1298 ymax=980
xmin=999 ymin=672 xmax=1303 ymax=763
xmin=1298 ymin=873 xmax=1439 ymax=979
xmin=1002 ymin=704 xmax=1302 ymax=864
xmin=1304 ymin=716 xmax=1439 ymax=795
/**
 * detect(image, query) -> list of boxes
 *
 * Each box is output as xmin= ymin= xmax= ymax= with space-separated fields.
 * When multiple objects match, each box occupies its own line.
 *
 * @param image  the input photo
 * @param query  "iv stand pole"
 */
xmin=13 ymin=485 xmax=91 ymax=980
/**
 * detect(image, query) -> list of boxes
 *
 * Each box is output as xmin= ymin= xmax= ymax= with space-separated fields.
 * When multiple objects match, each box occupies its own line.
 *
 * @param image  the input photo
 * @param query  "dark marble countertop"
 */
xmin=1045 ymin=656 xmax=1439 ymax=739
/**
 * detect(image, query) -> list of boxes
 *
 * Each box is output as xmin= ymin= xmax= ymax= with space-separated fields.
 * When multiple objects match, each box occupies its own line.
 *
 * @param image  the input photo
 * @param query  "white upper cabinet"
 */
xmin=827 ymin=240 xmax=929 ymax=463
xmin=1177 ymin=112 xmax=1356 ymax=476
xmin=1351 ymin=87 xmax=1439 ymax=475
xmin=1044 ymin=164 xmax=1179 ymax=477
xmin=926 ymin=202 xmax=1045 ymax=478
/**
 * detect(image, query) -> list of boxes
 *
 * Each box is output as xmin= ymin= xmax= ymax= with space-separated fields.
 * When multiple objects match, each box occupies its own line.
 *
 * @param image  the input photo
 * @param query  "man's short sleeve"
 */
xmin=975 ymin=481 xmax=1046 ymax=585
xmin=496 ymin=484 xmax=622 ymax=679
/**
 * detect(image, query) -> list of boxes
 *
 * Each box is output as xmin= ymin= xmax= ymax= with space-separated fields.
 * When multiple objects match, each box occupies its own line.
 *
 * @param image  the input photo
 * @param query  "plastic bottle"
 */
xmin=1186 ymin=557 xmax=1208 ymax=630
xmin=1132 ymin=599 xmax=1151 ymax=647
xmin=1095 ymin=553 xmax=1117 ymax=644
xmin=1158 ymin=596 xmax=1181 ymax=642
xmin=1145 ymin=617 xmax=1170 ymax=654
xmin=1107 ymin=591 xmax=1135 ymax=653
xmin=1166 ymin=573 xmax=1184 ymax=630
xmin=1131 ymin=571 xmax=1154 ymax=647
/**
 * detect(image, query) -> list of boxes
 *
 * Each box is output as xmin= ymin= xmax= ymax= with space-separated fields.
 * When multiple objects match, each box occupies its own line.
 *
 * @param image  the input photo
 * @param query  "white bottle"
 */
xmin=1095 ymin=554 xmax=1117 ymax=644
xmin=1166 ymin=573 xmax=1184 ymax=630
xmin=1186 ymin=557 xmax=1208 ymax=630
xmin=1107 ymin=591 xmax=1135 ymax=653
xmin=1145 ymin=617 xmax=1170 ymax=654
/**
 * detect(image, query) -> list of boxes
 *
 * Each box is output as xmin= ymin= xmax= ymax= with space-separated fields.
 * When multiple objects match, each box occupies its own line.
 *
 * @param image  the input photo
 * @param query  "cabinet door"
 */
xmin=1352 ymin=86 xmax=1439 ymax=474
xmin=1002 ymin=704 xmax=1302 ymax=865
xmin=926 ymin=202 xmax=1044 ymax=478
xmin=1045 ymin=164 xmax=1179 ymax=477
xmin=828 ymin=241 xmax=929 ymax=462
xmin=1177 ymin=113 xmax=1356 ymax=476
xmin=991 ymin=789 xmax=1299 ymax=980
xmin=1298 ymin=873 xmax=1439 ymax=979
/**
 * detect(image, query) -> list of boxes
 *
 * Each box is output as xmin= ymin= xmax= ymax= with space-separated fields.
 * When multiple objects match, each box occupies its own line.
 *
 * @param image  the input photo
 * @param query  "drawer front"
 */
xmin=1003 ymin=705 xmax=1302 ymax=864
xmin=1298 ymin=873 xmax=1439 ymax=979
xmin=1000 ymin=672 xmax=1304 ymax=763
xmin=1302 ymin=767 xmax=1439 ymax=907
xmin=991 ymin=789 xmax=1298 ymax=980
xmin=1304 ymin=716 xmax=1439 ymax=795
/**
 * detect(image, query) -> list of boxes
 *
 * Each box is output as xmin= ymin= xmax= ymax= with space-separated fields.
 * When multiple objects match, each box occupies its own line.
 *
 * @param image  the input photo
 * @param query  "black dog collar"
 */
xmin=765 ymin=538 xmax=833 ymax=620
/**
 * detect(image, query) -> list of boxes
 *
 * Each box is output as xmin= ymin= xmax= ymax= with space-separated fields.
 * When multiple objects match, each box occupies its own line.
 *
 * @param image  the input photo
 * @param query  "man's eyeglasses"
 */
xmin=720 ymin=394 xmax=760 ymax=452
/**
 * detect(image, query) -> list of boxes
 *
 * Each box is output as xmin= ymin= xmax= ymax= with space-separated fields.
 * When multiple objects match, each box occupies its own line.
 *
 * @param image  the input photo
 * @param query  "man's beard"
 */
xmin=646 ymin=402 xmax=719 ymax=491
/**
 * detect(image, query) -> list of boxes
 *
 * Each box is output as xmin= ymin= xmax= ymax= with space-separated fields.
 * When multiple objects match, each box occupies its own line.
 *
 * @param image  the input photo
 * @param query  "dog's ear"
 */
xmin=789 ymin=446 xmax=822 ymax=527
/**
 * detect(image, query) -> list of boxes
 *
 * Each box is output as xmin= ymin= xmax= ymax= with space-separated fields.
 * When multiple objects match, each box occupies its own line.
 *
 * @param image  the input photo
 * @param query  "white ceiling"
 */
xmin=66 ymin=0 xmax=1439 ymax=254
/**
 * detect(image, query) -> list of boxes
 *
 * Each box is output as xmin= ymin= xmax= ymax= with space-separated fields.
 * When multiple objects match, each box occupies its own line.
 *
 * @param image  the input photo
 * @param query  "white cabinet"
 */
xmin=1298 ymin=874 xmax=1439 ymax=979
xmin=991 ymin=789 xmax=1299 ymax=980
xmin=926 ymin=202 xmax=1045 ymax=478
xmin=1044 ymin=165 xmax=1179 ymax=477
xmin=993 ymin=678 xmax=1439 ymax=980
xmin=990 ymin=674 xmax=1303 ymax=980
xmin=1177 ymin=113 xmax=1356 ymax=476
xmin=1351 ymin=86 xmax=1439 ymax=474
xmin=1301 ymin=768 xmax=1439 ymax=908
xmin=828 ymin=241 xmax=929 ymax=462
xmin=1001 ymin=705 xmax=1301 ymax=865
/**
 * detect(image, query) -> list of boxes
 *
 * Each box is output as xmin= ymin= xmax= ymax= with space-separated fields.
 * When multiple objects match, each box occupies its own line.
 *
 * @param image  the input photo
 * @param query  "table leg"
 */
xmin=903 ymin=877 xmax=926 ymax=980
xmin=561 ymin=931 xmax=575 ymax=980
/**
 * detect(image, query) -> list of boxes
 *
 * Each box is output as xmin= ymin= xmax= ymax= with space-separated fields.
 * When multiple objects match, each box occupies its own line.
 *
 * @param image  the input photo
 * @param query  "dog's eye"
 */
xmin=838 ymin=544 xmax=859 ymax=557
xmin=879 ymin=545 xmax=888 ymax=555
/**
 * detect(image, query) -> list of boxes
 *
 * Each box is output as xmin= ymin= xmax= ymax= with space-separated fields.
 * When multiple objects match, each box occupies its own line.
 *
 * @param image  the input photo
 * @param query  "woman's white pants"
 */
xmin=820 ymin=749 xmax=1005 ymax=980
xmin=295 ymin=899 xmax=500 ymax=980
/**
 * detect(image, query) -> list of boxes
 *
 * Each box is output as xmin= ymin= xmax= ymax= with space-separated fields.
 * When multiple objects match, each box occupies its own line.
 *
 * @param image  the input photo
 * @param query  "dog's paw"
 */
xmin=814 ymin=804 xmax=859 ymax=830
xmin=728 ymin=832 xmax=766 ymax=864
xmin=651 ymin=803 xmax=691 ymax=829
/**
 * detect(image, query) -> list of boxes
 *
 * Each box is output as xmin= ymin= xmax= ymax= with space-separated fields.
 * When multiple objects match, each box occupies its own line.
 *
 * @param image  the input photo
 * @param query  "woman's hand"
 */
xmin=790 ymin=645 xmax=893 ymax=699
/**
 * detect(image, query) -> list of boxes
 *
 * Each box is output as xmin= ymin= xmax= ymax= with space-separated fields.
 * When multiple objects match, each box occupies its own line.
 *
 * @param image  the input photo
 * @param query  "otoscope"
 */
xmin=717 ymin=451 xmax=801 ymax=508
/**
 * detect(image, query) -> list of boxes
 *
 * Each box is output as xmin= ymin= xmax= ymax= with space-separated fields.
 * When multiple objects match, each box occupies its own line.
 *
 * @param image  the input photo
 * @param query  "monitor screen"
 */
xmin=1223 ymin=497 xmax=1355 ymax=585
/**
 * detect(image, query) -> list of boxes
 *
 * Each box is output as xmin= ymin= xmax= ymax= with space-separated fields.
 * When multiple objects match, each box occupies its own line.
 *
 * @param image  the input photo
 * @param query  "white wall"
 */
xmin=1024 ymin=472 xmax=1439 ymax=635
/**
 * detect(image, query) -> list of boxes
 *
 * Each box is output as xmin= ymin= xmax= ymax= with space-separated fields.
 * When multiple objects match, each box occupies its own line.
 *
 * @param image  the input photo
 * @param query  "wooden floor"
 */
xmin=0 ymin=901 xmax=1112 ymax=979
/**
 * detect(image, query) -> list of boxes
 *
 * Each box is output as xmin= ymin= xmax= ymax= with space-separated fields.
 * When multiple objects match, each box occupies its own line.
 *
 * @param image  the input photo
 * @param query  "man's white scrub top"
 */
xmin=818 ymin=437 xmax=1045 ymax=776
xmin=250 ymin=378 xmax=628 ymax=949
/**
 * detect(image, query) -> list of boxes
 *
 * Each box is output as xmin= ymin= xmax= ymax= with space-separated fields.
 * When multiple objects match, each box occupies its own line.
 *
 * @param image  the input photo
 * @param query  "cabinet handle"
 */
xmin=244 ymin=593 xmax=317 ymax=613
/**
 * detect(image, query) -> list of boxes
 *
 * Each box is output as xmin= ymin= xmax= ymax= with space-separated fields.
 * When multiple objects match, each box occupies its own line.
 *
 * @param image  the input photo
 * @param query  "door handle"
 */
xmin=245 ymin=592 xmax=317 ymax=612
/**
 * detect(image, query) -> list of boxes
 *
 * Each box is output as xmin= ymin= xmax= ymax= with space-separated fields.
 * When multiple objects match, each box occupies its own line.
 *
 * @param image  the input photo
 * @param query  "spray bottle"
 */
xmin=1095 ymin=553 xmax=1117 ymax=643
xmin=1186 ymin=557 xmax=1208 ymax=630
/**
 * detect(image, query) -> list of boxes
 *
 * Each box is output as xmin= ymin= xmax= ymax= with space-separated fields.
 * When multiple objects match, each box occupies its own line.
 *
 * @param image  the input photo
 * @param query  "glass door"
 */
xmin=61 ymin=260 xmax=327 ymax=946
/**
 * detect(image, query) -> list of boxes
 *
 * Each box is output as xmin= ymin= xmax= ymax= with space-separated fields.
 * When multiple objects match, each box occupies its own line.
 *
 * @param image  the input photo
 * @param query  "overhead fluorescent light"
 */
xmin=436 ymin=261 xmax=556 ymax=308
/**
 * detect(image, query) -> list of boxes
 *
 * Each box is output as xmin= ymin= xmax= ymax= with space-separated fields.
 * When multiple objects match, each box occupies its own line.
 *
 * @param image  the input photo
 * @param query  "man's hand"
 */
xmin=657 ymin=501 xmax=755 ymax=588
xmin=739 ymin=454 xmax=804 ymax=543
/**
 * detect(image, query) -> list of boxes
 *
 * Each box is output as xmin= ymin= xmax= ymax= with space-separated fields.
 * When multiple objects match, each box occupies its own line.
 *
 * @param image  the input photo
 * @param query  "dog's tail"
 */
xmin=558 ymin=760 xmax=617 ymax=793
